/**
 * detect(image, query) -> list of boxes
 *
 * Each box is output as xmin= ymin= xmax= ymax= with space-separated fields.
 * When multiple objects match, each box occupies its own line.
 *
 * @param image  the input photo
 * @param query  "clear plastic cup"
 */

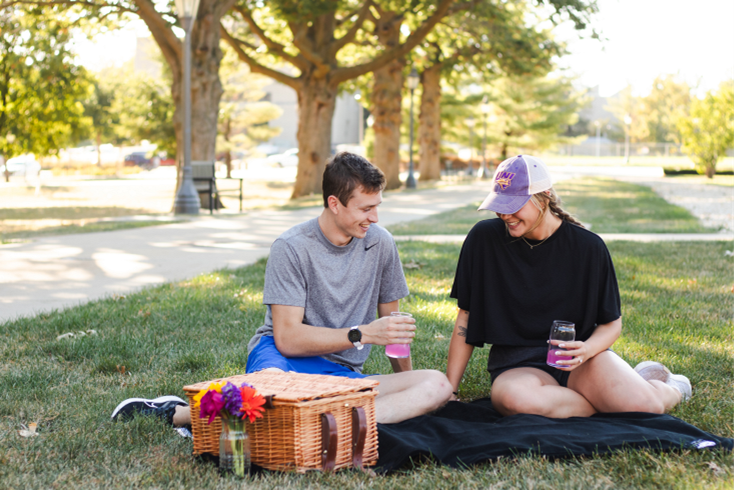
xmin=547 ymin=320 xmax=576 ymax=368
xmin=385 ymin=312 xmax=412 ymax=358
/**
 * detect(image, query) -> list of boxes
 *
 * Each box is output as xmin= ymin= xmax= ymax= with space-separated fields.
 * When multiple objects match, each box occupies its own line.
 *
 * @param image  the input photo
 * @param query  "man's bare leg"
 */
xmin=173 ymin=405 xmax=191 ymax=427
xmin=368 ymin=370 xmax=453 ymax=424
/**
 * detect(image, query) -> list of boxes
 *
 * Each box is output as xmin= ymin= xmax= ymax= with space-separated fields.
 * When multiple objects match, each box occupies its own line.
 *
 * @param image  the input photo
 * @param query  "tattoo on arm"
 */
xmin=458 ymin=326 xmax=467 ymax=337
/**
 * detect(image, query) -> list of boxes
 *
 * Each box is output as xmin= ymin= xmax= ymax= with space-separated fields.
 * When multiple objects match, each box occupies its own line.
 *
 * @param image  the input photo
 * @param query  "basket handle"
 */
xmin=320 ymin=413 xmax=338 ymax=472
xmin=263 ymin=395 xmax=275 ymax=409
xmin=351 ymin=407 xmax=367 ymax=470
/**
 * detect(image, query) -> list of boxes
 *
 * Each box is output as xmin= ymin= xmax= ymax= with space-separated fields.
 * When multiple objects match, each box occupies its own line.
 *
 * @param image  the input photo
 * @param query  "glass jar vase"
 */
xmin=219 ymin=417 xmax=250 ymax=477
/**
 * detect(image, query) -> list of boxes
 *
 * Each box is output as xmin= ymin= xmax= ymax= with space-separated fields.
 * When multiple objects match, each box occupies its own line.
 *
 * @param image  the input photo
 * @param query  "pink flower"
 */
xmin=199 ymin=390 xmax=226 ymax=425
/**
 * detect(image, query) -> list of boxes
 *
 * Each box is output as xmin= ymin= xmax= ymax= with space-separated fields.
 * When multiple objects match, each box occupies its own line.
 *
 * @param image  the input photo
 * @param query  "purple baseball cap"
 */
xmin=478 ymin=155 xmax=553 ymax=214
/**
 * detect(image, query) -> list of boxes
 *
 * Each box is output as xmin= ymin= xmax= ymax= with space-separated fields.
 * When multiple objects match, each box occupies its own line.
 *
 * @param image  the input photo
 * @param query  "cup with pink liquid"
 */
xmin=385 ymin=312 xmax=412 ymax=358
xmin=547 ymin=320 xmax=575 ymax=368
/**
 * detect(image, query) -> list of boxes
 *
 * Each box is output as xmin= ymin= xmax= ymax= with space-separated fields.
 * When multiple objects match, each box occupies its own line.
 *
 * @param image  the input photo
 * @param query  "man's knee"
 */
xmin=414 ymin=369 xmax=453 ymax=409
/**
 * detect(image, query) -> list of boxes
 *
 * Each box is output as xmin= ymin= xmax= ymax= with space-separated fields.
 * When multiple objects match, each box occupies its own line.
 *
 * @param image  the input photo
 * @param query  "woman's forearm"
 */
xmin=446 ymin=309 xmax=475 ymax=392
xmin=584 ymin=317 xmax=622 ymax=358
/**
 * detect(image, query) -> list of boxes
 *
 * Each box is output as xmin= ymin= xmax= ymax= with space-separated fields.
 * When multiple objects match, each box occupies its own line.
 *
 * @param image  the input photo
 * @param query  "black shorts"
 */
xmin=487 ymin=345 xmax=571 ymax=387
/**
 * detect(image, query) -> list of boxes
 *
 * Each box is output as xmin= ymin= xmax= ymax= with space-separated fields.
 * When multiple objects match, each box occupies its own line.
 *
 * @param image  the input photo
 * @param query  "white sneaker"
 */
xmin=667 ymin=373 xmax=692 ymax=402
xmin=634 ymin=361 xmax=671 ymax=382
xmin=634 ymin=361 xmax=692 ymax=402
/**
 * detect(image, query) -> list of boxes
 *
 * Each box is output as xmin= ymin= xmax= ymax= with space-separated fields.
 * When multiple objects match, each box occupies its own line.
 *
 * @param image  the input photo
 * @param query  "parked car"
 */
xmin=266 ymin=148 xmax=299 ymax=167
xmin=123 ymin=151 xmax=162 ymax=170
xmin=1 ymin=154 xmax=41 ymax=177
xmin=123 ymin=151 xmax=150 ymax=167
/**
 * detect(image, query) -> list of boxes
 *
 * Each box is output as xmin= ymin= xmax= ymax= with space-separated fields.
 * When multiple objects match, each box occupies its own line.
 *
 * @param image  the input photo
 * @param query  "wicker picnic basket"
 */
xmin=183 ymin=372 xmax=379 ymax=473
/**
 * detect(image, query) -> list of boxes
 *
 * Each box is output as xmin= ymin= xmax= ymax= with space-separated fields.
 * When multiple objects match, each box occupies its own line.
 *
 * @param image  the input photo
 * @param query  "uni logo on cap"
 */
xmin=495 ymin=171 xmax=516 ymax=190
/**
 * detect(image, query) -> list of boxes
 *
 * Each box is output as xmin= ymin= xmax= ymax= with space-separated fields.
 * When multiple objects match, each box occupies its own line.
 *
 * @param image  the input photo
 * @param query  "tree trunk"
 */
xmin=136 ymin=0 xmax=231 ymax=203
xmin=417 ymin=63 xmax=442 ymax=181
xmin=173 ymin=2 xmax=226 ymax=185
xmin=223 ymin=117 xmax=232 ymax=178
xmin=370 ymin=11 xmax=404 ymax=190
xmin=291 ymin=77 xmax=337 ymax=198
xmin=705 ymin=162 xmax=715 ymax=178
xmin=95 ymin=132 xmax=102 ymax=167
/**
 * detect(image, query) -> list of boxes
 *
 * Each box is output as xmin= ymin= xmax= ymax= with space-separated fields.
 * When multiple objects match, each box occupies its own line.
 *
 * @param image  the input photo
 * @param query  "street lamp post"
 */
xmin=466 ymin=117 xmax=475 ymax=177
xmin=405 ymin=68 xmax=419 ymax=189
xmin=173 ymin=0 xmax=202 ymax=214
xmin=623 ymin=114 xmax=632 ymax=164
xmin=480 ymin=97 xmax=491 ymax=179
xmin=594 ymin=120 xmax=601 ymax=158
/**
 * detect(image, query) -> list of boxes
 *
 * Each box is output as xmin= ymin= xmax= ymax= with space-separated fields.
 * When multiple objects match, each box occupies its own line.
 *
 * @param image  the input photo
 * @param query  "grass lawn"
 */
xmin=387 ymin=177 xmax=716 ymax=236
xmin=1 ymin=236 xmax=732 ymax=488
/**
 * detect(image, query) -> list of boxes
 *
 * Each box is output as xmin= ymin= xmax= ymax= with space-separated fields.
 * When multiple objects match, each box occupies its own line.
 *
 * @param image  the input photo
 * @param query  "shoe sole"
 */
xmin=634 ymin=361 xmax=671 ymax=382
xmin=111 ymin=395 xmax=186 ymax=420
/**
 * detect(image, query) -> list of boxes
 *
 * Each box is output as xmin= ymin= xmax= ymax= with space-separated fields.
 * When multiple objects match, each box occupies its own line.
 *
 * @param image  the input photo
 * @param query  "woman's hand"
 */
xmin=548 ymin=339 xmax=591 ymax=371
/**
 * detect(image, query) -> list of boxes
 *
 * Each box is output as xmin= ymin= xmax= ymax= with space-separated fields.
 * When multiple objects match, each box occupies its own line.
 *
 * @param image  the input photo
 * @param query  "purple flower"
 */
xmin=222 ymin=382 xmax=244 ymax=418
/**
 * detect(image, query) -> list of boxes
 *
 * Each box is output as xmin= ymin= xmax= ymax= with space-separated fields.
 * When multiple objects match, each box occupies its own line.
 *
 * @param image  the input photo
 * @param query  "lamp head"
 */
xmin=175 ymin=0 xmax=201 ymax=19
xmin=407 ymin=68 xmax=420 ymax=90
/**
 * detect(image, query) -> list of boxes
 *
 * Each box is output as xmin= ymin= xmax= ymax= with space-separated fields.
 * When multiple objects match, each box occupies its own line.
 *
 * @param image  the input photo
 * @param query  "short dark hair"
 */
xmin=322 ymin=152 xmax=385 ymax=207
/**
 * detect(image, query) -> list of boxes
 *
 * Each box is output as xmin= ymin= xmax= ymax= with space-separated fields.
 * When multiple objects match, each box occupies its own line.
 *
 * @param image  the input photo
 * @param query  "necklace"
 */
xmin=521 ymin=234 xmax=551 ymax=249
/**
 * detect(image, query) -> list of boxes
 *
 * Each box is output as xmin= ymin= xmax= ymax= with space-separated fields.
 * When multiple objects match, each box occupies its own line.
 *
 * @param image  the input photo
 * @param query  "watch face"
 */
xmin=348 ymin=328 xmax=362 ymax=343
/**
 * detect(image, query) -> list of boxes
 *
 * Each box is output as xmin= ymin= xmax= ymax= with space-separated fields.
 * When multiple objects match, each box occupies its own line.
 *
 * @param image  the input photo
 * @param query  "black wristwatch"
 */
xmin=348 ymin=325 xmax=364 ymax=350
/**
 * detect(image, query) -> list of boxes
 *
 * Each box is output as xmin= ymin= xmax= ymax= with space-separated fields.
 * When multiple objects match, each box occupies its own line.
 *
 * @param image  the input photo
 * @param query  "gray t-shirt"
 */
xmin=247 ymin=218 xmax=409 ymax=372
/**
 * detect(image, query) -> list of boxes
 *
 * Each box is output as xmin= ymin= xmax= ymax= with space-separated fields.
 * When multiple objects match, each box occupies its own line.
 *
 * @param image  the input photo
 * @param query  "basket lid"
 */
xmin=183 ymin=371 xmax=379 ymax=402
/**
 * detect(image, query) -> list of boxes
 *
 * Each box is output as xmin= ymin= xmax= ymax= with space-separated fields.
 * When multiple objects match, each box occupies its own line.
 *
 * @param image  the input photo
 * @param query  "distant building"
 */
xmin=262 ymin=80 xmax=363 ymax=151
xmin=579 ymin=85 xmax=617 ymax=128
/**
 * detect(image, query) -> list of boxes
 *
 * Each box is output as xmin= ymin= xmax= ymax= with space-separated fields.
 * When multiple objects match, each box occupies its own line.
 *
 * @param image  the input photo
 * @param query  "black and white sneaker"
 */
xmin=111 ymin=395 xmax=188 ymax=425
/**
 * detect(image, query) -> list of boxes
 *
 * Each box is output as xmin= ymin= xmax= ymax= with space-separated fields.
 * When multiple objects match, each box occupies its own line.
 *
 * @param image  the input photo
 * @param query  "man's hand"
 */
xmin=361 ymin=314 xmax=416 ymax=346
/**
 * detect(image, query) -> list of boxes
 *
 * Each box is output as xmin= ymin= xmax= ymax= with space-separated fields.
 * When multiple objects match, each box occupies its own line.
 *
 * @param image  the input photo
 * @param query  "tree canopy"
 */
xmin=0 ymin=5 xmax=92 ymax=160
xmin=676 ymin=81 xmax=734 ymax=178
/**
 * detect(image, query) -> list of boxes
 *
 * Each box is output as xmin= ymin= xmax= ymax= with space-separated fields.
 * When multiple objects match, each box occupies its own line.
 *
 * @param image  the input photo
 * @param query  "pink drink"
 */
xmin=546 ymin=320 xmax=575 ymax=368
xmin=386 ymin=312 xmax=412 ymax=358
xmin=547 ymin=348 xmax=572 ymax=367
xmin=385 ymin=343 xmax=411 ymax=359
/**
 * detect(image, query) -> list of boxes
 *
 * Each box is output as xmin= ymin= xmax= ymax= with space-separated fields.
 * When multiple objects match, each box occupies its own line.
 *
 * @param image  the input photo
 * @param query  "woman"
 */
xmin=446 ymin=155 xmax=691 ymax=417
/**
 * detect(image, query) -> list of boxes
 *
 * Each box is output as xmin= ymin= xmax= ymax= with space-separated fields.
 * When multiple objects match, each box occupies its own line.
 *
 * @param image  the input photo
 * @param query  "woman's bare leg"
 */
xmin=567 ymin=350 xmax=681 ymax=413
xmin=490 ymin=368 xmax=597 ymax=418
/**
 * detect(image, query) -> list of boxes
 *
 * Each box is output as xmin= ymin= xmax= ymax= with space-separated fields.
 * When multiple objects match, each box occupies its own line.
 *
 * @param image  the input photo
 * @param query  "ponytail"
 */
xmin=534 ymin=188 xmax=585 ymax=228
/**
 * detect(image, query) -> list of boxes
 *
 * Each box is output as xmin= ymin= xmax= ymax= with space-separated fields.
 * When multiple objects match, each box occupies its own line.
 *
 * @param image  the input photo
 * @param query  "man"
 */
xmin=112 ymin=152 xmax=452 ymax=427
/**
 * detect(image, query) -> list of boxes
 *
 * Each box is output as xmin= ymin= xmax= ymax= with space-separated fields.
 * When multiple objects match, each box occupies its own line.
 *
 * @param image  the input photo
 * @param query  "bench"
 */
xmin=191 ymin=161 xmax=243 ymax=214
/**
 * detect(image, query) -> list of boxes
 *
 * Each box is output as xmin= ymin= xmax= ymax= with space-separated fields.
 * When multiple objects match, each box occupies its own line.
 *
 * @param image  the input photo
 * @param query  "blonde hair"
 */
xmin=531 ymin=188 xmax=585 ymax=228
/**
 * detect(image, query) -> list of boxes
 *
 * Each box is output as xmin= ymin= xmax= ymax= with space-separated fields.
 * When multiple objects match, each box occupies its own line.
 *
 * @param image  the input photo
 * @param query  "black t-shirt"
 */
xmin=450 ymin=218 xmax=621 ymax=347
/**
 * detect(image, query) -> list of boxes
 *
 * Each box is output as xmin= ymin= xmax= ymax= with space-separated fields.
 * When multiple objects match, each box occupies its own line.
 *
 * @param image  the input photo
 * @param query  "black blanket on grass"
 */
xmin=375 ymin=398 xmax=733 ymax=472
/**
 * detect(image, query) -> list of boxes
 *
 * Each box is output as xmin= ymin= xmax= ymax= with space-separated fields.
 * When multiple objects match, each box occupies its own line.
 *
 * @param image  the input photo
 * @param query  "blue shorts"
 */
xmin=245 ymin=335 xmax=369 ymax=379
